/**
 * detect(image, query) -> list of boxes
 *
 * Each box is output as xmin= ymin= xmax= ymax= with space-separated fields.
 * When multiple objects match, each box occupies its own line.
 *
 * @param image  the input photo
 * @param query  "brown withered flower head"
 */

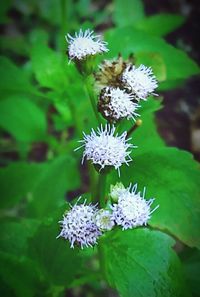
xmin=95 ymin=54 xmax=134 ymax=90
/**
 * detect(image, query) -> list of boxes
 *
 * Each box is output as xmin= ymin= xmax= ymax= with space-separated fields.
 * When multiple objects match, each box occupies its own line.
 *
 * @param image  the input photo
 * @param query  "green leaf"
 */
xmin=182 ymin=249 xmax=200 ymax=297
xmin=135 ymin=14 xmax=185 ymax=36
xmin=113 ymin=0 xmax=145 ymax=27
xmin=100 ymin=228 xmax=191 ymax=297
xmin=0 ymin=162 xmax=46 ymax=209
xmin=0 ymin=96 xmax=47 ymax=142
xmin=28 ymin=216 xmax=85 ymax=287
xmin=118 ymin=98 xmax=165 ymax=157
xmin=0 ymin=56 xmax=35 ymax=94
xmin=27 ymin=155 xmax=80 ymax=217
xmin=0 ymin=219 xmax=39 ymax=256
xmin=109 ymin=148 xmax=200 ymax=249
xmin=105 ymin=27 xmax=199 ymax=85
xmin=31 ymin=44 xmax=67 ymax=90
xmin=0 ymin=251 xmax=39 ymax=297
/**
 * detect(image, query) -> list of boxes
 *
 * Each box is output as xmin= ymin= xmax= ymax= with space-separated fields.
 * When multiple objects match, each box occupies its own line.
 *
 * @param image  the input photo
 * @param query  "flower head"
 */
xmin=98 ymin=87 xmax=140 ymax=122
xmin=111 ymin=184 xmax=159 ymax=230
xmin=66 ymin=29 xmax=108 ymax=60
xmin=57 ymin=199 xmax=101 ymax=248
xmin=76 ymin=125 xmax=136 ymax=175
xmin=121 ymin=65 xmax=158 ymax=100
xmin=95 ymin=55 xmax=132 ymax=89
xmin=95 ymin=209 xmax=115 ymax=231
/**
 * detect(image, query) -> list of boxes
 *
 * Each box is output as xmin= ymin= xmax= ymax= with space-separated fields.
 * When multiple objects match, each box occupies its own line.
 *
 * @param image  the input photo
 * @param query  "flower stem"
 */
xmin=127 ymin=119 xmax=142 ymax=138
xmin=84 ymin=75 xmax=101 ymax=125
xmin=97 ymin=173 xmax=107 ymax=207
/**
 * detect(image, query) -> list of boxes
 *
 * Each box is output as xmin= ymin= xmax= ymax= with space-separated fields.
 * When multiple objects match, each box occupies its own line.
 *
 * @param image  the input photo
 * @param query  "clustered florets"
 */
xmin=76 ymin=124 xmax=136 ymax=176
xmin=58 ymin=29 xmax=159 ymax=249
xmin=58 ymin=184 xmax=158 ymax=248
xmin=66 ymin=28 xmax=108 ymax=60
xmin=98 ymin=87 xmax=140 ymax=122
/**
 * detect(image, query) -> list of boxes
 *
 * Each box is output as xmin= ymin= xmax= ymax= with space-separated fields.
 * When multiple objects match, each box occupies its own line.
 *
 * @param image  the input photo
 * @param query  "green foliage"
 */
xmin=105 ymin=27 xmax=199 ymax=89
xmin=113 ymin=0 xmax=145 ymax=27
xmin=100 ymin=228 xmax=191 ymax=297
xmin=0 ymin=96 xmax=47 ymax=142
xmin=135 ymin=14 xmax=185 ymax=36
xmin=108 ymin=148 xmax=200 ymax=249
xmin=0 ymin=57 xmax=35 ymax=95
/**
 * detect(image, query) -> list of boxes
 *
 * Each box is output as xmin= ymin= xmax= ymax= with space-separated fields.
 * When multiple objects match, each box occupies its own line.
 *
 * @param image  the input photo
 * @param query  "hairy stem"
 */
xmin=84 ymin=75 xmax=101 ymax=125
xmin=127 ymin=119 xmax=142 ymax=138
xmin=97 ymin=173 xmax=107 ymax=207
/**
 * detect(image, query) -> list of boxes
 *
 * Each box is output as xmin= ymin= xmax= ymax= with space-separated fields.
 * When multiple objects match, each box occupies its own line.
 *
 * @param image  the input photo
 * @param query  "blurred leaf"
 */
xmin=0 ymin=251 xmax=39 ymax=297
xmin=135 ymin=14 xmax=185 ymax=36
xmin=113 ymin=0 xmax=145 ymax=27
xmin=0 ymin=35 xmax=30 ymax=56
xmin=100 ymin=228 xmax=191 ymax=297
xmin=0 ymin=162 xmax=46 ymax=209
xmin=109 ymin=148 xmax=200 ymax=248
xmin=182 ymin=249 xmax=200 ymax=297
xmin=31 ymin=44 xmax=67 ymax=90
xmin=27 ymin=155 xmax=80 ymax=217
xmin=0 ymin=96 xmax=47 ymax=142
xmin=0 ymin=56 xmax=35 ymax=94
xmin=28 ymin=217 xmax=85 ymax=287
xmin=105 ymin=27 xmax=199 ymax=86
xmin=0 ymin=0 xmax=12 ymax=23
xmin=0 ymin=219 xmax=39 ymax=256
xmin=136 ymin=52 xmax=167 ymax=81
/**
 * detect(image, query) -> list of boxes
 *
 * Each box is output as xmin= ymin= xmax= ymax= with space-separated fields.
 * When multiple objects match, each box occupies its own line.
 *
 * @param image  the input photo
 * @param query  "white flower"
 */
xmin=57 ymin=199 xmax=101 ymax=248
xmin=121 ymin=65 xmax=158 ymax=100
xmin=66 ymin=29 xmax=108 ymax=60
xmin=99 ymin=87 xmax=140 ymax=121
xmin=76 ymin=125 xmax=136 ymax=176
xmin=95 ymin=209 xmax=115 ymax=231
xmin=111 ymin=184 xmax=159 ymax=230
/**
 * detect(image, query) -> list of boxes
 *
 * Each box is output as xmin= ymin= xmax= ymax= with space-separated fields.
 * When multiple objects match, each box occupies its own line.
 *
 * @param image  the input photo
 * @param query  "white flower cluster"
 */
xmin=58 ymin=184 xmax=158 ymax=248
xmin=76 ymin=124 xmax=136 ymax=175
xmin=111 ymin=184 xmax=159 ymax=230
xmin=66 ymin=29 xmax=108 ymax=60
xmin=121 ymin=65 xmax=158 ymax=100
xmin=99 ymin=87 xmax=140 ymax=121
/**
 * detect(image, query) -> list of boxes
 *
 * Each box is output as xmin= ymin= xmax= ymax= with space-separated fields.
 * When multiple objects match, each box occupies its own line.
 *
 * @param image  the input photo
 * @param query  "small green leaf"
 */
xmin=0 ymin=56 xmax=35 ymax=94
xmin=100 ymin=228 xmax=191 ymax=297
xmin=135 ymin=14 xmax=185 ymax=36
xmin=113 ymin=0 xmax=145 ymax=27
xmin=0 ymin=96 xmax=47 ymax=142
xmin=31 ymin=44 xmax=67 ymax=90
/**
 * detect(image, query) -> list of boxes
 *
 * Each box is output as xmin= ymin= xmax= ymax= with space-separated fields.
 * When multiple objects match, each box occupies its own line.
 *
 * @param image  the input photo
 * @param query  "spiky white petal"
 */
xmin=111 ymin=184 xmax=159 ymax=230
xmin=121 ymin=65 xmax=158 ymax=100
xmin=66 ymin=29 xmax=108 ymax=60
xmin=95 ymin=209 xmax=115 ymax=231
xmin=57 ymin=199 xmax=101 ymax=248
xmin=101 ymin=87 xmax=140 ymax=121
xmin=76 ymin=125 xmax=136 ymax=175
